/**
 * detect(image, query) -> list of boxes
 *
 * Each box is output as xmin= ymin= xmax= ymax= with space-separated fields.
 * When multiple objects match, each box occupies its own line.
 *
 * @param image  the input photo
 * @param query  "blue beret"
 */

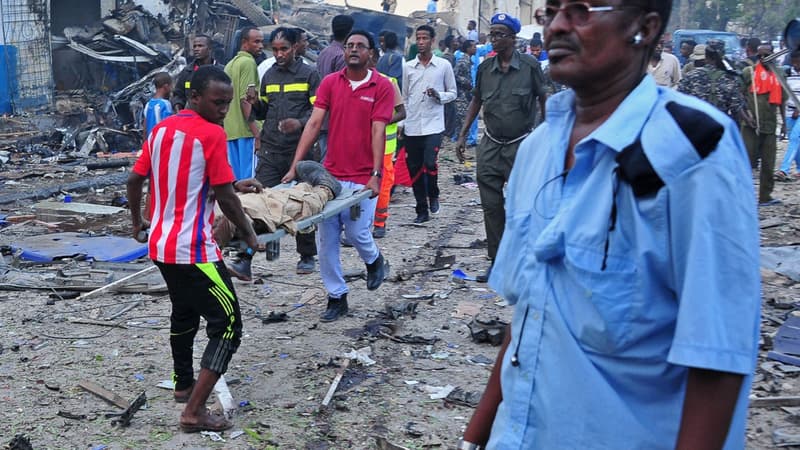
xmin=491 ymin=12 xmax=521 ymax=34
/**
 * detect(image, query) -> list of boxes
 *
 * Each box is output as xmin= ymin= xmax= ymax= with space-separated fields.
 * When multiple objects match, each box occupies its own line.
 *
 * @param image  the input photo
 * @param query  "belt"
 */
xmin=484 ymin=128 xmax=531 ymax=145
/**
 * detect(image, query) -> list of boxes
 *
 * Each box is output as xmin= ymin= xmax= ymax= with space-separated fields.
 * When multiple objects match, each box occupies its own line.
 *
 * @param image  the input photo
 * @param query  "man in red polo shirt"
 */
xmin=282 ymin=30 xmax=394 ymax=322
xmin=127 ymin=65 xmax=259 ymax=432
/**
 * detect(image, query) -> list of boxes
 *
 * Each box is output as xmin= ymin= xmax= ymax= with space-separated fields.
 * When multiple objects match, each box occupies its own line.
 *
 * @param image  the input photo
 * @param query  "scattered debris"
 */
xmin=106 ymin=391 xmax=147 ymax=427
xmin=77 ymin=380 xmax=130 ymax=409
xmin=322 ymin=359 xmax=351 ymax=407
xmin=4 ymin=434 xmax=33 ymax=450
xmin=261 ymin=311 xmax=289 ymax=324
xmin=467 ymin=355 xmax=493 ymax=365
xmin=444 ymin=387 xmax=482 ymax=408
xmin=380 ymin=332 xmax=439 ymax=345
xmin=213 ymin=375 xmax=236 ymax=419
xmin=374 ymin=436 xmax=411 ymax=450
xmin=383 ymin=301 xmax=418 ymax=319
xmin=751 ymin=396 xmax=800 ymax=408
xmin=200 ymin=431 xmax=225 ymax=442
xmin=451 ymin=269 xmax=476 ymax=282
xmin=773 ymin=428 xmax=800 ymax=446
xmin=423 ymin=384 xmax=455 ymax=400
xmin=468 ymin=318 xmax=508 ymax=346
xmin=57 ymin=410 xmax=87 ymax=420
xmin=343 ymin=346 xmax=377 ymax=366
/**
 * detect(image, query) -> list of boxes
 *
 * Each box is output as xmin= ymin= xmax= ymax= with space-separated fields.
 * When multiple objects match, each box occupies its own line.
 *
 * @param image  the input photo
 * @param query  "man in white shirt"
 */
xmin=402 ymin=24 xmax=457 ymax=223
xmin=648 ymin=40 xmax=682 ymax=88
xmin=467 ymin=20 xmax=479 ymax=41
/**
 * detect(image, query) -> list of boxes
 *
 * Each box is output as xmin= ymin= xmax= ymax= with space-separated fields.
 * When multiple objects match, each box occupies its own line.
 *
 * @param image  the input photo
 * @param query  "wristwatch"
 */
xmin=457 ymin=439 xmax=481 ymax=450
xmin=370 ymin=170 xmax=382 ymax=178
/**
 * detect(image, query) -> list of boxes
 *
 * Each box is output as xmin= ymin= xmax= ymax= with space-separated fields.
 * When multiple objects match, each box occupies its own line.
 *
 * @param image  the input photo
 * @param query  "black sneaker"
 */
xmin=372 ymin=226 xmax=386 ymax=239
xmin=413 ymin=213 xmax=430 ymax=224
xmin=227 ymin=252 xmax=253 ymax=281
xmin=366 ymin=253 xmax=386 ymax=290
xmin=296 ymin=161 xmax=342 ymax=197
xmin=430 ymin=198 xmax=440 ymax=215
xmin=320 ymin=294 xmax=349 ymax=322
xmin=476 ymin=264 xmax=492 ymax=283
xmin=296 ymin=255 xmax=315 ymax=274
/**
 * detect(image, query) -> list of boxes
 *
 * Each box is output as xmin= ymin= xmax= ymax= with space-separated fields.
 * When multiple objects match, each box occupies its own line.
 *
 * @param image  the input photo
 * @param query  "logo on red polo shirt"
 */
xmin=359 ymin=96 xmax=375 ymax=103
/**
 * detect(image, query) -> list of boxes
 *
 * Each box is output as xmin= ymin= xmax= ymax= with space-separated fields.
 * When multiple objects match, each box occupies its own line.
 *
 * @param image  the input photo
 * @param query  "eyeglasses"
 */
xmin=345 ymin=43 xmax=369 ymax=51
xmin=489 ymin=31 xmax=512 ymax=40
xmin=534 ymin=2 xmax=635 ymax=26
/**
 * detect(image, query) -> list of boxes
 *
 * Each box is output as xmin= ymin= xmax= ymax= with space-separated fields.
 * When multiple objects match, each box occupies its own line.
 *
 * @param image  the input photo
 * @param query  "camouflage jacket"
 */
xmin=677 ymin=66 xmax=744 ymax=120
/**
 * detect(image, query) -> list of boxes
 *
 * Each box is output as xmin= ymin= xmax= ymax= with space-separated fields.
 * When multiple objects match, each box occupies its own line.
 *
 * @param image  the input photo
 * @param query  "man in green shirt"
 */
xmin=224 ymin=27 xmax=263 ymax=180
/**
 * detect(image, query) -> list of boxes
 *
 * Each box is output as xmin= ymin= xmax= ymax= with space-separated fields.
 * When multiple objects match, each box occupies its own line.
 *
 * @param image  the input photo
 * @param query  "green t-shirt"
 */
xmin=223 ymin=51 xmax=259 ymax=141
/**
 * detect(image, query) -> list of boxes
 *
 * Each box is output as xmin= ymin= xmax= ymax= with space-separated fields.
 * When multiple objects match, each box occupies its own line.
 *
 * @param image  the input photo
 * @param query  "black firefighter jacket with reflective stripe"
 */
xmin=252 ymin=57 xmax=321 ymax=154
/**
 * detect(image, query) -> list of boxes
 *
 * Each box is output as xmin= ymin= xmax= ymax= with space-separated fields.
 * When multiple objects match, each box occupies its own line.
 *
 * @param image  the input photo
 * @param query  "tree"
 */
xmin=737 ymin=0 xmax=800 ymax=41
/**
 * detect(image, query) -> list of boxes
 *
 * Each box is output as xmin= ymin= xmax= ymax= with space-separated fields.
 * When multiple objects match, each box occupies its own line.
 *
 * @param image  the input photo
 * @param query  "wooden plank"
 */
xmin=77 ymin=380 xmax=130 ymax=409
xmin=750 ymin=396 xmax=800 ymax=408
xmin=321 ymin=359 xmax=350 ymax=407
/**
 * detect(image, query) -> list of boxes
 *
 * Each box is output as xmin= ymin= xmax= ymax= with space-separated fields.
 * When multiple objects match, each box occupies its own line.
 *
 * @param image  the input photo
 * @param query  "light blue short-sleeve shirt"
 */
xmin=487 ymin=75 xmax=760 ymax=449
xmin=144 ymin=98 xmax=173 ymax=138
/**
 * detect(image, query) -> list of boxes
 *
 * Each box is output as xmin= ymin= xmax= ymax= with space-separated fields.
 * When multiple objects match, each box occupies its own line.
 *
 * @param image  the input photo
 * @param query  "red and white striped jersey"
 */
xmin=132 ymin=110 xmax=235 ymax=264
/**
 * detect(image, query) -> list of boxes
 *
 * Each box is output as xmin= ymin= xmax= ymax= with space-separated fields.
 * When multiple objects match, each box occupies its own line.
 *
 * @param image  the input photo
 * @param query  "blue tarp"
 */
xmin=12 ymin=232 xmax=147 ymax=262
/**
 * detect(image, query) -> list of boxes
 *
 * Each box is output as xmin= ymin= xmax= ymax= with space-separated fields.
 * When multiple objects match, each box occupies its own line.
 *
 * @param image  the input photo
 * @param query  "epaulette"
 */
xmin=615 ymin=101 xmax=724 ymax=197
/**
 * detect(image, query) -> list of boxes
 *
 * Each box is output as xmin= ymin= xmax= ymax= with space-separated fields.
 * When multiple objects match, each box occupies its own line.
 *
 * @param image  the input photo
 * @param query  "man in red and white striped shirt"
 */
xmin=127 ymin=66 xmax=258 ymax=433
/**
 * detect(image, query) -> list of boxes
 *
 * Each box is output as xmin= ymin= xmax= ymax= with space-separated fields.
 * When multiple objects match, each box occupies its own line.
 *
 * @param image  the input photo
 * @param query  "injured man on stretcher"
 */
xmin=215 ymin=161 xmax=342 ymax=280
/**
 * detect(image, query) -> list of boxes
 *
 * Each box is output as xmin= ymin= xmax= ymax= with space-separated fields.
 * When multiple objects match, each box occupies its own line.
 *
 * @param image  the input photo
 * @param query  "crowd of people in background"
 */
xmin=642 ymin=32 xmax=800 ymax=207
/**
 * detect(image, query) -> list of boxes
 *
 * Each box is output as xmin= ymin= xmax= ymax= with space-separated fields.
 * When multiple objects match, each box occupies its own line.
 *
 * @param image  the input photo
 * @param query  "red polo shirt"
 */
xmin=315 ymin=68 xmax=394 ymax=185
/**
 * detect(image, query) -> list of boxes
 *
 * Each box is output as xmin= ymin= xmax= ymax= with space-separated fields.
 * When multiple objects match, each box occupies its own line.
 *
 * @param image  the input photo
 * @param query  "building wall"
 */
xmin=0 ymin=0 xmax=53 ymax=112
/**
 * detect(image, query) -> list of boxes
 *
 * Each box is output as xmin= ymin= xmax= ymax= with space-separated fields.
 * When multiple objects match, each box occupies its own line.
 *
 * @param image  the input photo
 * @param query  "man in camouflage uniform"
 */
xmin=678 ymin=44 xmax=745 ymax=122
xmin=453 ymin=40 xmax=476 ymax=142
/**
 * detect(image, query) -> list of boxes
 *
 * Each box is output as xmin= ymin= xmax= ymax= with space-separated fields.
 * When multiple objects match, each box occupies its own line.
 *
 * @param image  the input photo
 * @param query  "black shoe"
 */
xmin=372 ymin=226 xmax=386 ymax=239
xmin=296 ymin=161 xmax=342 ymax=197
xmin=366 ymin=253 xmax=386 ymax=290
xmin=320 ymin=294 xmax=349 ymax=322
xmin=413 ymin=213 xmax=430 ymax=224
xmin=296 ymin=255 xmax=315 ymax=274
xmin=476 ymin=264 xmax=492 ymax=283
xmin=227 ymin=253 xmax=253 ymax=281
xmin=430 ymin=198 xmax=440 ymax=215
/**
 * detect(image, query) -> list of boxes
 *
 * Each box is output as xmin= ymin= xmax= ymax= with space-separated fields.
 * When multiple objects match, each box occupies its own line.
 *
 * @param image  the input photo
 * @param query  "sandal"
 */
xmin=173 ymin=381 xmax=195 ymax=403
xmin=180 ymin=411 xmax=233 ymax=433
xmin=775 ymin=170 xmax=791 ymax=182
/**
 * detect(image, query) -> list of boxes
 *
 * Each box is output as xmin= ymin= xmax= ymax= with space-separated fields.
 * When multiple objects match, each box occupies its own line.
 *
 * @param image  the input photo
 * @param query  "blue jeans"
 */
xmin=317 ymin=181 xmax=379 ymax=298
xmin=780 ymin=116 xmax=800 ymax=173
xmin=227 ymin=138 xmax=255 ymax=180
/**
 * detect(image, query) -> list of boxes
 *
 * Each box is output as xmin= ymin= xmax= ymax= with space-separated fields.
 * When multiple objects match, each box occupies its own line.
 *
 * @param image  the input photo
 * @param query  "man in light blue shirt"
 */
xmin=459 ymin=1 xmax=760 ymax=449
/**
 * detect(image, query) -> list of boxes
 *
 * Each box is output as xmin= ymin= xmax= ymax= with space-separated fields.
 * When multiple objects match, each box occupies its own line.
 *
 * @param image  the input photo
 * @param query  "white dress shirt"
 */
xmin=402 ymin=54 xmax=457 ymax=136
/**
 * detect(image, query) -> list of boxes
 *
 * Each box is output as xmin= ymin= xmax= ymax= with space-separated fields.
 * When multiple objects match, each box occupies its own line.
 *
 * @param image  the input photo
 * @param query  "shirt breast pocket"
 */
xmin=511 ymin=87 xmax=531 ymax=113
xmin=562 ymin=243 xmax=641 ymax=354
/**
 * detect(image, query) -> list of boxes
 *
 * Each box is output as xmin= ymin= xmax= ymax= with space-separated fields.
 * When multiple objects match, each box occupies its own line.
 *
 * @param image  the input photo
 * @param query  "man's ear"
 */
xmin=636 ymin=12 xmax=663 ymax=49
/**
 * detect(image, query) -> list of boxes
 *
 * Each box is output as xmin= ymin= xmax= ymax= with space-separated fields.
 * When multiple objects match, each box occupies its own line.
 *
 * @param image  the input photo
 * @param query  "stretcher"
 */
xmin=252 ymin=186 xmax=373 ymax=260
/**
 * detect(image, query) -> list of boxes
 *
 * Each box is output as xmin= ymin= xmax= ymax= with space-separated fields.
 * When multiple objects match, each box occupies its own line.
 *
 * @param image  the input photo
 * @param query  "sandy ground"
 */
xmin=0 ymin=136 xmax=798 ymax=449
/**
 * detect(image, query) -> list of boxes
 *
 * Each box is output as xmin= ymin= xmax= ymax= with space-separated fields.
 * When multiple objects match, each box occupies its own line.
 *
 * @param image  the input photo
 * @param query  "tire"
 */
xmin=228 ymin=0 xmax=272 ymax=27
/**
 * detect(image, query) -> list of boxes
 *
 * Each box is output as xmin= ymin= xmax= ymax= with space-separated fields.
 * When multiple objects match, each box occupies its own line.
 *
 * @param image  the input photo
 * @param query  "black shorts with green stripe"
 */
xmin=155 ymin=260 xmax=242 ymax=385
